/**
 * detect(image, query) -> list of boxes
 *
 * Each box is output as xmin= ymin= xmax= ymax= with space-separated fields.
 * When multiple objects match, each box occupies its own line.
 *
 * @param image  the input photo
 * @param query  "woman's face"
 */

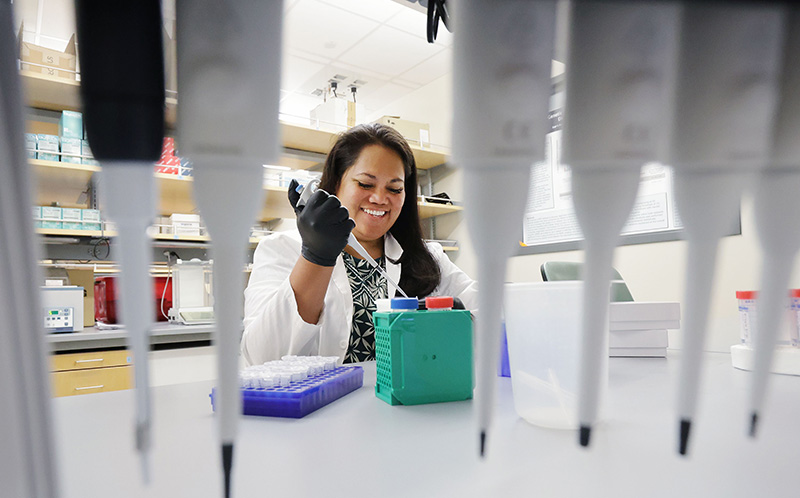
xmin=336 ymin=144 xmax=407 ymax=245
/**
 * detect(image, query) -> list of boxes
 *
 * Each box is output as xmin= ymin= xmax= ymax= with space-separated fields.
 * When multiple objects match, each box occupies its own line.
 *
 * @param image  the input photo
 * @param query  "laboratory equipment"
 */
xmin=167 ymin=259 xmax=215 ymax=325
xmin=295 ymin=179 xmax=410 ymax=298
xmin=176 ymin=1 xmax=283 ymax=496
xmin=504 ymin=281 xmax=582 ymax=429
xmin=211 ymin=359 xmax=362 ymax=418
xmin=669 ymin=4 xmax=785 ymax=454
xmin=0 ymin=2 xmax=59 ymax=495
xmin=562 ymin=0 xmax=681 ymax=448
xmin=93 ymin=276 xmax=173 ymax=325
xmin=452 ymin=0 xmax=557 ymax=457
xmin=75 ymin=1 xmax=165 ymax=480
xmin=41 ymin=286 xmax=84 ymax=333
xmin=374 ymin=296 xmax=473 ymax=406
xmin=748 ymin=8 xmax=800 ymax=438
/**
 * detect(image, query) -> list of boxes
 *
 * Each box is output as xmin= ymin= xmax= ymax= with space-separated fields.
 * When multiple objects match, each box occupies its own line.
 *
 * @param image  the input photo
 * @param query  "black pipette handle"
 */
xmin=75 ymin=1 xmax=165 ymax=161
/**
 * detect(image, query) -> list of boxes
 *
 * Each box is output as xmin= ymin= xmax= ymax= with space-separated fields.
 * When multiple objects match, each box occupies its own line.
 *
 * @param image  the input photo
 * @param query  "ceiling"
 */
xmin=15 ymin=0 xmax=453 ymax=127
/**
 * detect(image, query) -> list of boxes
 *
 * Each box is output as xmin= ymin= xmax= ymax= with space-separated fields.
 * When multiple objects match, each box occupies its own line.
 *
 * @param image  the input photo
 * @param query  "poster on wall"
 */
xmin=517 ymin=103 xmax=736 ymax=255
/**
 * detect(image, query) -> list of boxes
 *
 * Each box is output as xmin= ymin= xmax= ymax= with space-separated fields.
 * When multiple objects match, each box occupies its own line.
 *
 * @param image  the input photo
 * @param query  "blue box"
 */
xmin=36 ymin=134 xmax=60 ymax=162
xmin=59 ymin=110 xmax=83 ymax=139
xmin=60 ymin=137 xmax=82 ymax=164
xmin=24 ymin=133 xmax=37 ymax=159
xmin=62 ymin=207 xmax=82 ymax=221
xmin=41 ymin=220 xmax=63 ymax=229
xmin=32 ymin=206 xmax=42 ymax=229
xmin=80 ymin=139 xmax=100 ymax=165
xmin=62 ymin=221 xmax=82 ymax=230
xmin=210 ymin=366 xmax=363 ymax=418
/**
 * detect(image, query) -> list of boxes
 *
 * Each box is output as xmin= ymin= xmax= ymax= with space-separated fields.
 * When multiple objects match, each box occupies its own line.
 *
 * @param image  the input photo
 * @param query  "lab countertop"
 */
xmin=53 ymin=352 xmax=800 ymax=498
xmin=47 ymin=323 xmax=214 ymax=352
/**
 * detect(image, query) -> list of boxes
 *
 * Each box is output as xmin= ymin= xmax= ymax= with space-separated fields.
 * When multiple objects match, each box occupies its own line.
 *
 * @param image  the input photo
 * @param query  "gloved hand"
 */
xmin=288 ymin=179 xmax=355 ymax=267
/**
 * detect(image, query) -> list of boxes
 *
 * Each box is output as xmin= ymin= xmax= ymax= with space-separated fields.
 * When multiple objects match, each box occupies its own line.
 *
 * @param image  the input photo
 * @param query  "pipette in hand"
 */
xmin=292 ymin=179 xmax=409 ymax=298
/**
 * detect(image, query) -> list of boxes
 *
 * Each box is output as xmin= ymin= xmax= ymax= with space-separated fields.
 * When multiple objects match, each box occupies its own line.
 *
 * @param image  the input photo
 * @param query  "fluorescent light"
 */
xmin=262 ymin=164 xmax=292 ymax=171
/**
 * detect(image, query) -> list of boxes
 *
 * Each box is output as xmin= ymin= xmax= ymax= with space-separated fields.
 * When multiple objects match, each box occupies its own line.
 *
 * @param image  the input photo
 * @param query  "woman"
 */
xmin=241 ymin=123 xmax=477 ymax=365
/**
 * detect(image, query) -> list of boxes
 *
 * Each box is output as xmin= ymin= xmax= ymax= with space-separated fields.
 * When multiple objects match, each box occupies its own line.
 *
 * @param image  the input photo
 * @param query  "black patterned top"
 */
xmin=342 ymin=251 xmax=387 ymax=363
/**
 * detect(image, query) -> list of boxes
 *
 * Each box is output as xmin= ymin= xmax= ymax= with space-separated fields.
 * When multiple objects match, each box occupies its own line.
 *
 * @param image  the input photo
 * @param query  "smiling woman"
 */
xmin=241 ymin=123 xmax=477 ymax=365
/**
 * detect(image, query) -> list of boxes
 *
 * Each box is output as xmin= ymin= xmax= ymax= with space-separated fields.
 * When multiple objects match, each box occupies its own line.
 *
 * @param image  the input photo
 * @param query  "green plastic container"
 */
xmin=374 ymin=308 xmax=473 ymax=405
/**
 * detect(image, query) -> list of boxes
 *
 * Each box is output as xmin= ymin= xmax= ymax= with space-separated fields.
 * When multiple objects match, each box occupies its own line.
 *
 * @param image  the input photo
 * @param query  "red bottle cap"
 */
xmin=425 ymin=296 xmax=453 ymax=309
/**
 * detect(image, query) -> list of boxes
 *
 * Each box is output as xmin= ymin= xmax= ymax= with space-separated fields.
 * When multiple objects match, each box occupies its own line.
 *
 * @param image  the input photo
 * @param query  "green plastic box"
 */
xmin=374 ymin=308 xmax=473 ymax=406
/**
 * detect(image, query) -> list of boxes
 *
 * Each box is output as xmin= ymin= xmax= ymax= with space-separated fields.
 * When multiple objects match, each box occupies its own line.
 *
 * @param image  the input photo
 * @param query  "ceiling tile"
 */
xmin=317 ymin=0 xmax=404 ymax=23
xmin=337 ymin=25 xmax=444 ymax=78
xmin=358 ymin=82 xmax=416 ymax=115
xmin=284 ymin=0 xmax=380 ymax=60
xmin=384 ymin=7 xmax=428 ymax=40
xmin=282 ymin=54 xmax=328 ymax=93
xmin=398 ymin=47 xmax=451 ymax=86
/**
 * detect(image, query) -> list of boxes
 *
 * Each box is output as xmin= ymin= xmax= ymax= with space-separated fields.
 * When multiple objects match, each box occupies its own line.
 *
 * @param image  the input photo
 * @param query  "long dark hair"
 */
xmin=320 ymin=123 xmax=441 ymax=297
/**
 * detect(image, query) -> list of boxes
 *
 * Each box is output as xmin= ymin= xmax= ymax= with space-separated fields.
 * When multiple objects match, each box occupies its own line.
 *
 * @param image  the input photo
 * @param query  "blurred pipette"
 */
xmin=563 ymin=0 xmax=681 ymax=448
xmin=453 ymin=0 xmax=557 ymax=457
xmin=75 ymin=1 xmax=165 ymax=481
xmin=176 ymin=2 xmax=283 ymax=495
xmin=670 ymin=4 xmax=785 ymax=455
xmin=296 ymin=180 xmax=409 ymax=298
xmin=749 ymin=8 xmax=800 ymax=438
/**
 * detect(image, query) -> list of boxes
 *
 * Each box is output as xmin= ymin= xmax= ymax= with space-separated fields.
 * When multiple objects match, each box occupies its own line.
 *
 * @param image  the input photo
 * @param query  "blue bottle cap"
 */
xmin=390 ymin=297 xmax=418 ymax=310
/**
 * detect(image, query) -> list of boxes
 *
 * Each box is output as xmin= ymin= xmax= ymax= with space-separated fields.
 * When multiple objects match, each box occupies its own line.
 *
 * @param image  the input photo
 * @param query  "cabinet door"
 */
xmin=52 ymin=365 xmax=132 ymax=397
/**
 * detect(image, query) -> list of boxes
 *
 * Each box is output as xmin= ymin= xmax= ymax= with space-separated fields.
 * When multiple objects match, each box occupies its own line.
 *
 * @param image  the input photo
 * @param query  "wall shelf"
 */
xmin=21 ymin=71 xmax=451 ymax=171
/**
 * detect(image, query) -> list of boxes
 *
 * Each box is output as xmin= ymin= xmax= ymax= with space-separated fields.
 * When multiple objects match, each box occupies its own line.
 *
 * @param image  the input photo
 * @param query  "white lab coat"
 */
xmin=241 ymin=229 xmax=478 ymax=366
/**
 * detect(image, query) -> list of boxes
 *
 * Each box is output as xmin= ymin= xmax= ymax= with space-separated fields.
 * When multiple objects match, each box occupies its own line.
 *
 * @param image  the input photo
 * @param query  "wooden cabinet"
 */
xmin=51 ymin=349 xmax=133 ymax=397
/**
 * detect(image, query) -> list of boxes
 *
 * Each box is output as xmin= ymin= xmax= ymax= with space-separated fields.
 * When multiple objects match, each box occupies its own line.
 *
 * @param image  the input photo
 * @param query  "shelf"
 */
xmin=36 ymin=227 xmax=263 ymax=245
xmin=417 ymin=200 xmax=462 ymax=219
xmin=21 ymin=71 xmax=450 ymax=171
xmin=33 ymin=160 xmax=458 ymax=221
xmin=20 ymin=71 xmax=81 ymax=112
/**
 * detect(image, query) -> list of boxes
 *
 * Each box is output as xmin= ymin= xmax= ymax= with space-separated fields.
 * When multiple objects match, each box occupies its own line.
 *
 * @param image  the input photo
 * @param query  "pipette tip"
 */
xmin=749 ymin=412 xmax=759 ymax=438
xmin=579 ymin=425 xmax=591 ymax=447
xmin=222 ymin=443 xmax=234 ymax=498
xmin=678 ymin=419 xmax=691 ymax=456
xmin=479 ymin=431 xmax=486 ymax=458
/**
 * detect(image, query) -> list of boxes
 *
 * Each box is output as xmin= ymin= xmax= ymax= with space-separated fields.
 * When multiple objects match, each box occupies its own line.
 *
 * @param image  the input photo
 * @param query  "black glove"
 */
xmin=288 ymin=179 xmax=354 ymax=267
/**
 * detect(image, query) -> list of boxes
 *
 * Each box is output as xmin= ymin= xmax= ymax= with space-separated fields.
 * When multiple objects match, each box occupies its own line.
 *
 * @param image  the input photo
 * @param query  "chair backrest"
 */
xmin=540 ymin=261 xmax=634 ymax=302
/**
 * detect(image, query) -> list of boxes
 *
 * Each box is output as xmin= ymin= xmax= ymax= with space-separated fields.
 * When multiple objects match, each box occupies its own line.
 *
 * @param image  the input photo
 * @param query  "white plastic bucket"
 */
xmin=504 ymin=281 xmax=607 ymax=429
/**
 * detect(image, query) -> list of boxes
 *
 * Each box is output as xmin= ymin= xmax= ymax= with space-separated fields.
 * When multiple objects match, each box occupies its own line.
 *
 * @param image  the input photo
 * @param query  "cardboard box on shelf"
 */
xmin=170 ymin=213 xmax=201 ymax=237
xmin=18 ymin=23 xmax=77 ymax=81
xmin=374 ymin=116 xmax=430 ymax=147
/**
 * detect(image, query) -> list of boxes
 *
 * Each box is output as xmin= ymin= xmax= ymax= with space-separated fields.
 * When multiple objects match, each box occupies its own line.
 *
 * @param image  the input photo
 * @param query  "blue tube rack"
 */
xmin=210 ymin=366 xmax=364 ymax=418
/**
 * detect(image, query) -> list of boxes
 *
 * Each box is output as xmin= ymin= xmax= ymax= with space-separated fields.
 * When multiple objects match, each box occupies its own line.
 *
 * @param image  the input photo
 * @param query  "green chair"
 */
xmin=540 ymin=261 xmax=634 ymax=302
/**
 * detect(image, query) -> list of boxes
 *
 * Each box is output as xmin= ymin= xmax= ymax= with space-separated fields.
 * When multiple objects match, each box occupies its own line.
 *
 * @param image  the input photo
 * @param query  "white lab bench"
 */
xmin=53 ymin=352 xmax=800 ymax=498
xmin=47 ymin=323 xmax=214 ymax=352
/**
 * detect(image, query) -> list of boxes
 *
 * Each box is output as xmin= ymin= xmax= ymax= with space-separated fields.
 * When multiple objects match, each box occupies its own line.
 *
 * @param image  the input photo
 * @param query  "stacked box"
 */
xmin=36 ymin=134 xmax=60 ymax=162
xmin=81 ymin=140 xmax=100 ymax=166
xmin=24 ymin=133 xmax=37 ymax=159
xmin=170 ymin=213 xmax=201 ymax=236
xmin=33 ymin=206 xmax=42 ymax=228
xmin=61 ymin=208 xmax=82 ymax=230
xmin=60 ymin=137 xmax=82 ymax=164
xmin=41 ymin=206 xmax=62 ymax=229
xmin=59 ymin=110 xmax=83 ymax=139
xmin=81 ymin=209 xmax=101 ymax=230
xmin=155 ymin=137 xmax=181 ymax=175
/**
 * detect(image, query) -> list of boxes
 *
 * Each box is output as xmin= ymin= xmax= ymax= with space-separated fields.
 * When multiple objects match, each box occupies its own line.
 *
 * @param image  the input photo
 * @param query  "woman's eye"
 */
xmin=388 ymin=188 xmax=404 ymax=195
xmin=358 ymin=182 xmax=374 ymax=189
